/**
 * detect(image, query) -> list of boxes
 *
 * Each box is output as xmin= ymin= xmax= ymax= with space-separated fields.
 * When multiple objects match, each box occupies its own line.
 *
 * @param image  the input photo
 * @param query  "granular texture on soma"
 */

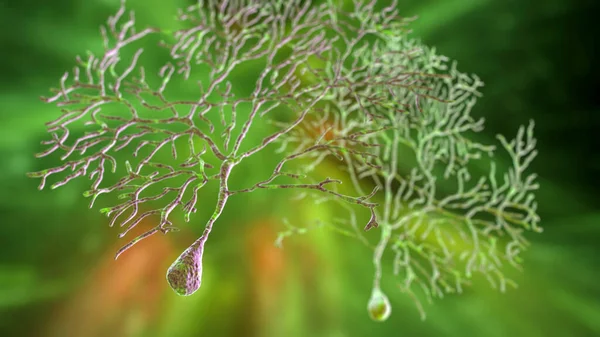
xmin=166 ymin=239 xmax=205 ymax=296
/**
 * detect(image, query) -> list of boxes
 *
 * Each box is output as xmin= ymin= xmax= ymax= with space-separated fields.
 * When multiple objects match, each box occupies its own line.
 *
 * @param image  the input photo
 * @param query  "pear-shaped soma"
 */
xmin=367 ymin=287 xmax=392 ymax=322
xmin=166 ymin=238 xmax=205 ymax=296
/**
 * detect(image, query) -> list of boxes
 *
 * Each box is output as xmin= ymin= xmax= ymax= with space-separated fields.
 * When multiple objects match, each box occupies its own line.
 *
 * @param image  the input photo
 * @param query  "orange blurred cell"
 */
xmin=245 ymin=219 xmax=292 ymax=337
xmin=302 ymin=113 xmax=338 ymax=142
xmin=247 ymin=219 xmax=286 ymax=291
xmin=45 ymin=218 xmax=175 ymax=337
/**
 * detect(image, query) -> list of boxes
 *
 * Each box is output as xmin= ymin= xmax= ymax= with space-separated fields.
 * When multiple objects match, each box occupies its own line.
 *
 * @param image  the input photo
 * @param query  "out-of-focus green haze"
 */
xmin=1 ymin=0 xmax=598 ymax=336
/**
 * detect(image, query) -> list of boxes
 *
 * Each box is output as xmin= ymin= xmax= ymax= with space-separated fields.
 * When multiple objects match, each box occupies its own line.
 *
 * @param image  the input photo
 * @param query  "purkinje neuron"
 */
xmin=27 ymin=0 xmax=541 ymax=321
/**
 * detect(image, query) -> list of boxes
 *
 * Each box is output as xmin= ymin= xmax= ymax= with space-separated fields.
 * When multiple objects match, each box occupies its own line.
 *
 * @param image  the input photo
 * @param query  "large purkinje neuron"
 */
xmin=27 ymin=0 xmax=541 ymax=321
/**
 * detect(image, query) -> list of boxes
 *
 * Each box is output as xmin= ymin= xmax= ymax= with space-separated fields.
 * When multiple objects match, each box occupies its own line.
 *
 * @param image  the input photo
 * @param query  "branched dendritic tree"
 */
xmin=27 ymin=0 xmax=541 ymax=321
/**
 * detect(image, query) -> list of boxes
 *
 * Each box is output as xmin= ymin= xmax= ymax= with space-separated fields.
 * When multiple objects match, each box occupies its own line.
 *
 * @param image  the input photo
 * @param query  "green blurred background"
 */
xmin=1 ymin=0 xmax=598 ymax=336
